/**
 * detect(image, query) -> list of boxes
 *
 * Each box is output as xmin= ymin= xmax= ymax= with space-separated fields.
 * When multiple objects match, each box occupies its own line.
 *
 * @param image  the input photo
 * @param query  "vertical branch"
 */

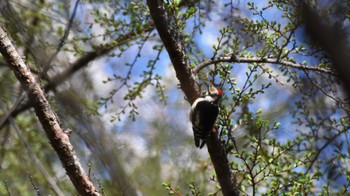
xmin=301 ymin=2 xmax=350 ymax=99
xmin=0 ymin=26 xmax=99 ymax=195
xmin=146 ymin=1 xmax=239 ymax=195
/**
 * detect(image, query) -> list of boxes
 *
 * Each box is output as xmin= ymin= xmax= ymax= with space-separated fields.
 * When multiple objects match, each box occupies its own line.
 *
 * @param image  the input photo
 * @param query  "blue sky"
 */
xmin=77 ymin=0 xmax=349 ymax=192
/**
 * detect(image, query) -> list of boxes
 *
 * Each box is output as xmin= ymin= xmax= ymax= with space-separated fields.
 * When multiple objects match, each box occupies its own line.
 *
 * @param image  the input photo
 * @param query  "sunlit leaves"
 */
xmin=162 ymin=182 xmax=202 ymax=196
xmin=195 ymin=0 xmax=350 ymax=194
xmin=99 ymin=43 xmax=166 ymax=122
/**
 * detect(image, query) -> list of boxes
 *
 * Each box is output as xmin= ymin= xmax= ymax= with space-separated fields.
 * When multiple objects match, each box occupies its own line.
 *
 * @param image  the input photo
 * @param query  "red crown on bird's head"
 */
xmin=209 ymin=85 xmax=223 ymax=96
xmin=217 ymin=88 xmax=223 ymax=96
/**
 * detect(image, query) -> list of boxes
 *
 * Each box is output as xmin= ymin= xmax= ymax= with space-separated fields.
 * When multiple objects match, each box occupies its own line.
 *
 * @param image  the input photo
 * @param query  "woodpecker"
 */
xmin=189 ymin=85 xmax=223 ymax=148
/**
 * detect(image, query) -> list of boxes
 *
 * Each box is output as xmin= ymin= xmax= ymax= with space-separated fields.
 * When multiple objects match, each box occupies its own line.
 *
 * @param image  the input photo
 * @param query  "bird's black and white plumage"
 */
xmin=189 ymin=86 xmax=223 ymax=148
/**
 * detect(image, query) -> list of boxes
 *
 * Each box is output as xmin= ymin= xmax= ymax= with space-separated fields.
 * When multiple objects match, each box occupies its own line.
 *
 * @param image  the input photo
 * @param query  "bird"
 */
xmin=189 ymin=85 xmax=223 ymax=148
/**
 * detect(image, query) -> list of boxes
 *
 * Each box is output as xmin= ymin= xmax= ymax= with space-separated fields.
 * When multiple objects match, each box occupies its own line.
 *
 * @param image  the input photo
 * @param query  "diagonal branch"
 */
xmin=46 ymin=22 xmax=154 ymax=92
xmin=194 ymin=56 xmax=337 ymax=75
xmin=42 ymin=0 xmax=81 ymax=76
xmin=146 ymin=1 xmax=239 ymax=195
xmin=305 ymin=130 xmax=343 ymax=173
xmin=0 ymin=22 xmax=154 ymax=129
xmin=0 ymin=26 xmax=99 ymax=195
xmin=9 ymin=117 xmax=65 ymax=196
xmin=146 ymin=0 xmax=199 ymax=104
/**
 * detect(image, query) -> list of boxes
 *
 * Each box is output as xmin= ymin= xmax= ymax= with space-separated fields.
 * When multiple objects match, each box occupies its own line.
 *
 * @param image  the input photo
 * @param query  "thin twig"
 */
xmin=0 ymin=25 xmax=99 ymax=195
xmin=305 ymin=130 xmax=345 ymax=173
xmin=10 ymin=117 xmax=65 ymax=196
xmin=194 ymin=56 xmax=336 ymax=75
xmin=0 ymin=22 xmax=154 ymax=129
xmin=42 ymin=0 xmax=80 ymax=75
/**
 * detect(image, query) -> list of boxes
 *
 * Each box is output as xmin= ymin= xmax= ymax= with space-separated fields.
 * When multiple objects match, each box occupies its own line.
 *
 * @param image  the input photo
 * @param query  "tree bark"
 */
xmin=301 ymin=3 xmax=350 ymax=100
xmin=0 ymin=26 xmax=99 ymax=195
xmin=146 ymin=1 xmax=240 ymax=195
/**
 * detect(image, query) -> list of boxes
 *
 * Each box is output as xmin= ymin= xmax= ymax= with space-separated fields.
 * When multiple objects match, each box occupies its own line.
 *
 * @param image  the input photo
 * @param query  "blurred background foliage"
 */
xmin=0 ymin=0 xmax=349 ymax=195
